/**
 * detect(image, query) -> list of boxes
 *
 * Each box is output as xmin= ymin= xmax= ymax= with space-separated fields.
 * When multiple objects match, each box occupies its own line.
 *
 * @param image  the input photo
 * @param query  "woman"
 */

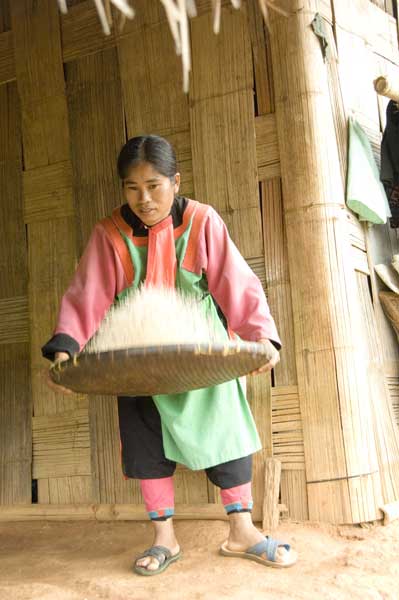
xmin=43 ymin=135 xmax=297 ymax=575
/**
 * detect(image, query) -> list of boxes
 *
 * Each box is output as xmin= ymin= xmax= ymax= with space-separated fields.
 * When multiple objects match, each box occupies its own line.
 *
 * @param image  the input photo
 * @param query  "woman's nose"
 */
xmin=140 ymin=189 xmax=151 ymax=203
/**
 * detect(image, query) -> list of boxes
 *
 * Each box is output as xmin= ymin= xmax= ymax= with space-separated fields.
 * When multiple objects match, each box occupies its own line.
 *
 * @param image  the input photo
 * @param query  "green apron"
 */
xmin=116 ymin=215 xmax=262 ymax=470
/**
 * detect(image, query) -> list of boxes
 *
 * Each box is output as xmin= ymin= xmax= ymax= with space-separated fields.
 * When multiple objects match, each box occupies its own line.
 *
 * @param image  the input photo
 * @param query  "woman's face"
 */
xmin=122 ymin=161 xmax=180 ymax=227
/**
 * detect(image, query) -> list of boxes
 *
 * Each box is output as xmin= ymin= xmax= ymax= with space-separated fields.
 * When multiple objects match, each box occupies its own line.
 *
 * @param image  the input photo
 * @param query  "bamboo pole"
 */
xmin=374 ymin=76 xmax=399 ymax=103
xmin=268 ymin=1 xmax=399 ymax=524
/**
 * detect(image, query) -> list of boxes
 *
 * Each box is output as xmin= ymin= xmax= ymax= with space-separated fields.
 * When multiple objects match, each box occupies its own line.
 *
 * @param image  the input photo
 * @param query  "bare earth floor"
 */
xmin=0 ymin=519 xmax=398 ymax=600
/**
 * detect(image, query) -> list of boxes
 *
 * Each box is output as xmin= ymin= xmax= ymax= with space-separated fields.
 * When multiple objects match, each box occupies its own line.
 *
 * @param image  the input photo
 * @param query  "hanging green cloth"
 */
xmin=346 ymin=117 xmax=391 ymax=225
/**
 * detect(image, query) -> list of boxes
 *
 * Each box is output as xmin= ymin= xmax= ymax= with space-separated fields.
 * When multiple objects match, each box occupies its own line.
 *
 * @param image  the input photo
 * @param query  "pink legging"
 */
xmin=140 ymin=477 xmax=253 ymax=519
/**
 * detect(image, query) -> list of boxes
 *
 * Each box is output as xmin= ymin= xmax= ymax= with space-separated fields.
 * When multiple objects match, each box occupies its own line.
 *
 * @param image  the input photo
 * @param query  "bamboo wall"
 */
xmin=0 ymin=0 xmax=398 ymax=525
xmin=269 ymin=0 xmax=399 ymax=523
xmin=0 ymin=0 xmax=277 ymax=522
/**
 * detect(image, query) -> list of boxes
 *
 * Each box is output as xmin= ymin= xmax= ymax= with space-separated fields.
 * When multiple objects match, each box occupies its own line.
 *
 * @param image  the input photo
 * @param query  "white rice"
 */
xmin=84 ymin=285 xmax=222 ymax=353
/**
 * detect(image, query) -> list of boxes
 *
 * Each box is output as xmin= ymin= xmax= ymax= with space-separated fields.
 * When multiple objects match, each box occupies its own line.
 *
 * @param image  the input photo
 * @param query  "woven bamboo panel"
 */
xmin=247 ymin=256 xmax=267 ymax=292
xmin=10 ymin=1 xmax=70 ymax=170
xmin=37 ymin=477 xmax=93 ymax=504
xmin=190 ymin=7 xmax=262 ymax=259
xmin=0 ymin=84 xmax=26 ymax=298
xmin=0 ymin=31 xmax=14 ymax=85
xmin=66 ymin=48 xmax=125 ymax=248
xmin=335 ymin=26 xmax=380 ymax=133
xmin=332 ymin=0 xmax=398 ymax=63
xmin=11 ymin=0 xmax=92 ymax=504
xmin=10 ymin=1 xmax=64 ymax=105
xmin=387 ymin=376 xmax=399 ymax=427
xmin=28 ymin=219 xmax=82 ymax=416
xmin=261 ymin=179 xmax=296 ymax=386
xmin=23 ymin=161 xmax=74 ymax=224
xmin=174 ymin=470 xmax=209 ymax=505
xmin=346 ymin=212 xmax=366 ymax=252
xmin=0 ymin=296 xmax=29 ymax=344
xmin=117 ymin=1 xmax=192 ymax=198
xmin=195 ymin=0 xmax=231 ymax=15
xmin=271 ymin=386 xmax=304 ymax=471
xmin=164 ymin=130 xmax=193 ymax=198
xmin=357 ymin=272 xmax=399 ymax=507
xmin=246 ymin=0 xmax=274 ymax=115
xmin=61 ymin=1 xmax=116 ymax=63
xmin=0 ymin=1 xmax=10 ymax=32
xmin=191 ymin=91 xmax=262 ymax=253
xmin=255 ymin=115 xmax=280 ymax=180
xmin=0 ymin=80 xmax=31 ymax=505
xmin=272 ymin=384 xmax=308 ymax=520
xmin=29 ymin=219 xmax=91 ymax=501
xmin=32 ymin=409 xmax=91 ymax=479
xmin=0 ymin=344 xmax=31 ymax=504
xmin=118 ymin=2 xmax=188 ymax=136
xmin=307 ymin=473 xmax=383 ymax=524
xmin=352 ymin=246 xmax=370 ymax=276
xmin=280 ymin=470 xmax=309 ymax=521
xmin=0 ymin=0 xmax=12 ymax=84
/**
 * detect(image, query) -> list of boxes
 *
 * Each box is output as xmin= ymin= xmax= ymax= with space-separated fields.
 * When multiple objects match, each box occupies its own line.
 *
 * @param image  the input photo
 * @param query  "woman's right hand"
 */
xmin=44 ymin=351 xmax=75 ymax=395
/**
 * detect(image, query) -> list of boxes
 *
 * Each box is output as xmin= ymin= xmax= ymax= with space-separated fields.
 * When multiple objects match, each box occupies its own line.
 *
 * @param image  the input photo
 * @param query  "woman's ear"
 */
xmin=174 ymin=173 xmax=181 ymax=194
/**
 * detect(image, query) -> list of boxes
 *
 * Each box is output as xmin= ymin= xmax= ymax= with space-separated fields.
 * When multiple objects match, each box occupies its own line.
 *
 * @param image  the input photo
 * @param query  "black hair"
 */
xmin=117 ymin=135 xmax=178 ymax=181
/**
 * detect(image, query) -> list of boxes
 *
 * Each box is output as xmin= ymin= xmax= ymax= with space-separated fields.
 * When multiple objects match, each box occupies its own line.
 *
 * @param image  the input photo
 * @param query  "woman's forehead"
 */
xmin=124 ymin=161 xmax=164 ymax=182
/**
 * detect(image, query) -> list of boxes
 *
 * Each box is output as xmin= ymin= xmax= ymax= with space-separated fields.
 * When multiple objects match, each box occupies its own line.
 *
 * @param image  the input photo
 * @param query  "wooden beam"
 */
xmin=0 ymin=502 xmax=261 ymax=522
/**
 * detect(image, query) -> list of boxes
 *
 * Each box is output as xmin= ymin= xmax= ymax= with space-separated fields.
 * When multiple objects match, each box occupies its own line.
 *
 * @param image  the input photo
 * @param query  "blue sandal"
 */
xmin=220 ymin=535 xmax=297 ymax=568
xmin=134 ymin=545 xmax=181 ymax=576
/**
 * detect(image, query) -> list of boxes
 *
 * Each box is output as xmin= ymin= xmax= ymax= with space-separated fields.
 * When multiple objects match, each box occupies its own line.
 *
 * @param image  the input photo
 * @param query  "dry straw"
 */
xmin=56 ymin=0 xmax=289 ymax=92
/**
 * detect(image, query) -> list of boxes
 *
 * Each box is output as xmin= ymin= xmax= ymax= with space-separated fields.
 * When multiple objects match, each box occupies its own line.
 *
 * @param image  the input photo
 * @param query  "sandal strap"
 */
xmin=246 ymin=536 xmax=291 ymax=562
xmin=136 ymin=545 xmax=172 ymax=566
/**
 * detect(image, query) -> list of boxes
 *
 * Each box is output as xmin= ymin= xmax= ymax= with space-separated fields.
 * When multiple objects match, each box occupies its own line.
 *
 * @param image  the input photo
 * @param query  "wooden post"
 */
xmin=262 ymin=458 xmax=282 ymax=533
xmin=268 ymin=1 xmax=399 ymax=523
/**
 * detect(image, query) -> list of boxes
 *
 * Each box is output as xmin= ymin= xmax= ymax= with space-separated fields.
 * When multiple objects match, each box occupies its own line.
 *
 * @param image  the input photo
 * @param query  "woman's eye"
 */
xmin=149 ymin=184 xmax=158 ymax=190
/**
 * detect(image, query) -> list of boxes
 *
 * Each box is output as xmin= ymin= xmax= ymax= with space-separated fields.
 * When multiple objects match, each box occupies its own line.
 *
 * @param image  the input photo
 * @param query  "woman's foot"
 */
xmin=225 ymin=511 xmax=295 ymax=566
xmin=135 ymin=519 xmax=180 ymax=572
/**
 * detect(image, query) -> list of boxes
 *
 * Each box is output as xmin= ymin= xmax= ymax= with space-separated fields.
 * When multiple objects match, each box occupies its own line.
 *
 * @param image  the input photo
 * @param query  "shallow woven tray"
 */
xmin=49 ymin=342 xmax=273 ymax=396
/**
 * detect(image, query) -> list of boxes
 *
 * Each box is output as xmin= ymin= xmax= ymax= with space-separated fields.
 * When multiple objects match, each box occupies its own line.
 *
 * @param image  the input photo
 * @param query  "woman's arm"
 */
xmin=41 ymin=223 xmax=129 ymax=361
xmin=200 ymin=207 xmax=281 ymax=348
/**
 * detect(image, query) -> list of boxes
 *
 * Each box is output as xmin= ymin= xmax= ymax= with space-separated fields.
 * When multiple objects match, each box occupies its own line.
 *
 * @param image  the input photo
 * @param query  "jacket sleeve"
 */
xmin=200 ymin=207 xmax=281 ymax=349
xmin=41 ymin=223 xmax=129 ymax=360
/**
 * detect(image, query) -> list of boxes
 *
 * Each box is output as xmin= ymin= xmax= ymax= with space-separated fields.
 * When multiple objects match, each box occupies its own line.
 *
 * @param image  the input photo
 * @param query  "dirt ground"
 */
xmin=0 ymin=518 xmax=398 ymax=600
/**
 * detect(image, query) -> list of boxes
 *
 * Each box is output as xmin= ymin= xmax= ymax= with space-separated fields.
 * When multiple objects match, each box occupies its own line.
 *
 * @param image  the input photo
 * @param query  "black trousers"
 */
xmin=117 ymin=395 xmax=252 ymax=489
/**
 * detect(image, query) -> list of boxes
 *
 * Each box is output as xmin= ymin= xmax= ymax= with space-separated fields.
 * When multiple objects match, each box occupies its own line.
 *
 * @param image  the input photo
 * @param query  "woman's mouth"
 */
xmin=138 ymin=206 xmax=155 ymax=214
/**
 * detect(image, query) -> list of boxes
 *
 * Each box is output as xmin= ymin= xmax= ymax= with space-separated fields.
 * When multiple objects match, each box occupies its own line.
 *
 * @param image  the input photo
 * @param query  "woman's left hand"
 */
xmin=249 ymin=338 xmax=280 ymax=376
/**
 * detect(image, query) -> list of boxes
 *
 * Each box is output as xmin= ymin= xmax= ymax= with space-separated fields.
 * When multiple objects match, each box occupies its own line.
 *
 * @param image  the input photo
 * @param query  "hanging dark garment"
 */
xmin=381 ymin=100 xmax=399 ymax=228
